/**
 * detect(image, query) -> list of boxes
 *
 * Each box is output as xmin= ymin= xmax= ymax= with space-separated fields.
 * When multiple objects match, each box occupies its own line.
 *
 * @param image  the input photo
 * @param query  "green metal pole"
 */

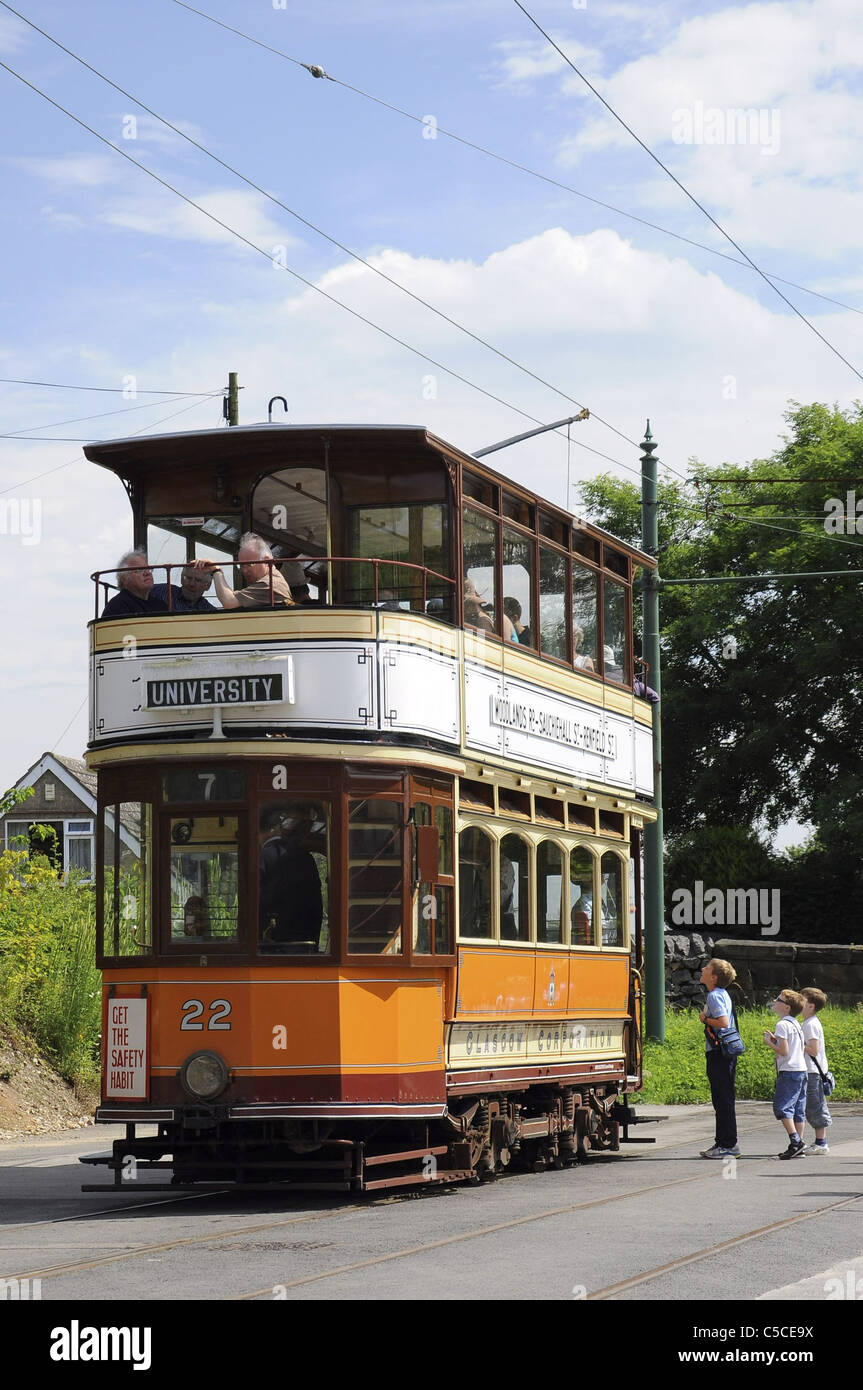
xmin=640 ymin=422 xmax=665 ymax=1041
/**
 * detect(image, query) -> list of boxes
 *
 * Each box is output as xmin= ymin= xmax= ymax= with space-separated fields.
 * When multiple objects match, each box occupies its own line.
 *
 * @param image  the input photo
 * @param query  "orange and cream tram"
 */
xmin=81 ymin=422 xmax=657 ymax=1190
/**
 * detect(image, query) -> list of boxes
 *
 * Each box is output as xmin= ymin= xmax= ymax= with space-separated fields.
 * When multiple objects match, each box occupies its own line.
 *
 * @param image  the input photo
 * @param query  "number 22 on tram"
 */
xmin=81 ymin=421 xmax=657 ymax=1191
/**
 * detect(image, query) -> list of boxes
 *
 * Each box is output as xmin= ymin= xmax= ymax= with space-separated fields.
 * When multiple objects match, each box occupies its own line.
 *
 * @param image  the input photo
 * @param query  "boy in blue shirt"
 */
xmin=763 ymin=989 xmax=808 ymax=1159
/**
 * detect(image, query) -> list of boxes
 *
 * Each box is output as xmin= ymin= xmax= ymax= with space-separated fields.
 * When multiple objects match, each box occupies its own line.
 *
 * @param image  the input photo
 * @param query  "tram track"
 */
xmin=2 ymin=1124 xmax=853 ymax=1295
xmin=235 ymin=1187 xmax=863 ymax=1301
xmin=3 ymin=1164 xmax=736 ymax=1287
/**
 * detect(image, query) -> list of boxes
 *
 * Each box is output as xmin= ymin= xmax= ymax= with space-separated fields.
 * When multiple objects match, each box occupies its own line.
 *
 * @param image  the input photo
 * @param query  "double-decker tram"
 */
xmin=81 ymin=421 xmax=657 ymax=1191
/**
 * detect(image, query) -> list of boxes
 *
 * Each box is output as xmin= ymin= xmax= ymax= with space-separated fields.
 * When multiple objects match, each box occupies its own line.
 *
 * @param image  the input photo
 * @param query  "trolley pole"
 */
xmin=226 ymin=371 xmax=239 ymax=426
xmin=640 ymin=422 xmax=665 ymax=1041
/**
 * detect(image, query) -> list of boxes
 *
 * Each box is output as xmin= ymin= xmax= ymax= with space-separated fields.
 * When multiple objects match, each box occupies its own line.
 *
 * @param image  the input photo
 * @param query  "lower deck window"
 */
xmin=348 ymin=798 xmax=403 ymax=954
xmin=599 ymin=852 xmax=625 ymax=946
xmin=458 ymin=826 xmax=492 ymax=938
xmin=170 ymin=815 xmax=239 ymax=941
xmin=258 ymin=801 xmax=329 ymax=954
xmin=102 ymin=803 xmax=152 ymax=955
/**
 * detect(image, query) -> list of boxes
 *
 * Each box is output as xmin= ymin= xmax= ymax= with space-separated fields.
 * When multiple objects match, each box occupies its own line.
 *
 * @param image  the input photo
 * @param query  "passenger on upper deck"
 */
xmin=503 ymin=597 xmax=531 ymax=646
xmin=463 ymin=577 xmax=493 ymax=633
xmin=193 ymin=533 xmax=294 ymax=609
xmin=573 ymin=624 xmax=595 ymax=672
xmin=152 ymin=565 xmax=217 ymax=613
xmin=100 ymin=550 xmax=168 ymax=619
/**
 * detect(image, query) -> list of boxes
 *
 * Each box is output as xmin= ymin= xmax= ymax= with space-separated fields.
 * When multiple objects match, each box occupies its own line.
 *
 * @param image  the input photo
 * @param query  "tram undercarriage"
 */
xmin=80 ymin=1084 xmax=654 ymax=1192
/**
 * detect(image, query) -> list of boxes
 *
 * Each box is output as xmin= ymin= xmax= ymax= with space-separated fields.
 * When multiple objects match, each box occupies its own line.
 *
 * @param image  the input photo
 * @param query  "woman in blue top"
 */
xmin=698 ymin=957 xmax=740 ymax=1158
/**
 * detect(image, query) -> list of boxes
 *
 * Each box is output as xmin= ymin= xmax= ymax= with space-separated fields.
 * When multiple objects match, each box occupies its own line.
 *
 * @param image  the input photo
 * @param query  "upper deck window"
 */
xmin=603 ymin=579 xmax=629 ymax=684
xmin=347 ymin=502 xmax=450 ymax=613
xmin=501 ymin=492 xmax=535 ymax=529
xmin=463 ymin=472 xmax=498 ymax=509
xmin=502 ymin=527 xmax=535 ymax=650
xmin=251 ymin=467 xmax=329 ymax=602
xmin=573 ymin=531 xmax=600 ymax=565
xmin=538 ymin=545 xmax=568 ymax=662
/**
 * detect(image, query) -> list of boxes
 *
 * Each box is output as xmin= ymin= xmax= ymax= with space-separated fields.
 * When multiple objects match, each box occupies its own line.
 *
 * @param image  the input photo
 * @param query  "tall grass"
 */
xmin=0 ymin=849 xmax=101 ymax=1089
xmin=639 ymin=1005 xmax=863 ymax=1103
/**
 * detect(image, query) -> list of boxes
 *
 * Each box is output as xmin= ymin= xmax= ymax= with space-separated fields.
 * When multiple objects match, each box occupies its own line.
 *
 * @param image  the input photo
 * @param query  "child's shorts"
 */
xmin=773 ymin=1070 xmax=807 ymax=1122
xmin=805 ymin=1073 xmax=832 ymax=1129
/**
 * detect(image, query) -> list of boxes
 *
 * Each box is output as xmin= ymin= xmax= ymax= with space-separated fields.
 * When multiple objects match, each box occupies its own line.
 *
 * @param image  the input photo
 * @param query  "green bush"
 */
xmin=0 ymin=848 xmax=101 ymax=1088
xmin=639 ymin=1005 xmax=863 ymax=1103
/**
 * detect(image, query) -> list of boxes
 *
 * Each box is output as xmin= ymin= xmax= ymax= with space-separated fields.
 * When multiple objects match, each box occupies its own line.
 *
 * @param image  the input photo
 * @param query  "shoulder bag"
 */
xmin=811 ymin=1053 xmax=836 ymax=1096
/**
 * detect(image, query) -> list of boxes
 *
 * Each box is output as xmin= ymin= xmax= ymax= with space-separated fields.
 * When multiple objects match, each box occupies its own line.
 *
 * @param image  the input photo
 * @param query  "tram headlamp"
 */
xmin=180 ymin=1051 xmax=230 ymax=1101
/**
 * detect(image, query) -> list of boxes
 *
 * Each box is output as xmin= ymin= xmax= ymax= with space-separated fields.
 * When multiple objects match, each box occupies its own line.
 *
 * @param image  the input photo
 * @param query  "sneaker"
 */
xmin=700 ymin=1145 xmax=739 ymax=1159
xmin=807 ymin=1142 xmax=829 ymax=1154
xmin=778 ymin=1138 xmax=806 ymax=1160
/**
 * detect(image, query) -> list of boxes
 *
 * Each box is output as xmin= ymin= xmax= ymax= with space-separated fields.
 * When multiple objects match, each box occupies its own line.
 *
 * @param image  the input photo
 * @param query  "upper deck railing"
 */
xmin=91 ymin=557 xmax=458 ymax=623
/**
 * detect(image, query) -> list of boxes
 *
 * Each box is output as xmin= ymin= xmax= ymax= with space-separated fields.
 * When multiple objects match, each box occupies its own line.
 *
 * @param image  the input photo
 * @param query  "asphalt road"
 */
xmin=1 ymin=1102 xmax=862 ymax=1305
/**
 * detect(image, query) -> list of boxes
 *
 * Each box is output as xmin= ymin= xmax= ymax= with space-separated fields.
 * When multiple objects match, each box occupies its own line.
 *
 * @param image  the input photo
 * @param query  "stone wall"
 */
xmin=664 ymin=931 xmax=863 ymax=1009
xmin=664 ymin=930 xmax=718 ymax=1007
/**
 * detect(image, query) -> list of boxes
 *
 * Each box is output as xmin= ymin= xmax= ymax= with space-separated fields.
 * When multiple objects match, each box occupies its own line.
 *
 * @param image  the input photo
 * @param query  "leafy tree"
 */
xmin=575 ymin=402 xmax=863 ymax=939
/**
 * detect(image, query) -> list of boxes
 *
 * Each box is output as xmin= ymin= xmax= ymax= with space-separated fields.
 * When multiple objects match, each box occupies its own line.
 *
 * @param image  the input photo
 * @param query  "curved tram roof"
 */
xmin=83 ymin=421 xmax=656 ymax=570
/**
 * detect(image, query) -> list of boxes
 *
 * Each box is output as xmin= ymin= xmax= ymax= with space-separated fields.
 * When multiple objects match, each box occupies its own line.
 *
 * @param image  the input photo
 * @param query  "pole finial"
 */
xmin=640 ymin=419 xmax=657 ymax=457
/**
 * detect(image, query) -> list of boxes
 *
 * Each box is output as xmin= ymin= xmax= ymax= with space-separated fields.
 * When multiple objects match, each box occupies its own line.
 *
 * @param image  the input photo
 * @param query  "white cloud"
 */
xmin=544 ymin=0 xmax=863 ymax=258
xmin=103 ymin=187 xmax=296 ymax=252
xmin=0 ymin=12 xmax=29 ymax=53
xmin=489 ymin=35 xmax=603 ymax=89
xmin=21 ymin=154 xmax=118 ymax=187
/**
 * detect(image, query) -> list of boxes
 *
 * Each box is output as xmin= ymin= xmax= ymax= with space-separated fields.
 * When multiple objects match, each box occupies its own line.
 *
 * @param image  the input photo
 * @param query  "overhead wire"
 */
xmin=5 ymin=391 xmax=221 ymax=438
xmin=169 ymin=0 xmax=863 ymax=319
xmin=0 ymin=375 xmax=216 ymax=394
xmin=0 ymin=55 xmax=646 ymax=482
xmin=511 ymin=0 xmax=863 ymax=384
xmin=0 ymin=393 xmax=220 ymax=497
xmin=0 ymin=2 xmax=637 ymax=454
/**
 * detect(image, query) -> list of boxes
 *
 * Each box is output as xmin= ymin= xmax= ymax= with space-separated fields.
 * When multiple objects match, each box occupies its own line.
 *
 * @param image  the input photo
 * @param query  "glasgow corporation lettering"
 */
xmin=146 ymin=675 xmax=283 ymax=708
xmin=490 ymin=694 xmax=617 ymax=758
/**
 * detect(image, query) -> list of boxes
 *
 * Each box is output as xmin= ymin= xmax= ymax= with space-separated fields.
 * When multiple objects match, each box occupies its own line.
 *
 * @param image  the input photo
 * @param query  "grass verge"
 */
xmin=639 ymin=1005 xmax=863 ymax=1103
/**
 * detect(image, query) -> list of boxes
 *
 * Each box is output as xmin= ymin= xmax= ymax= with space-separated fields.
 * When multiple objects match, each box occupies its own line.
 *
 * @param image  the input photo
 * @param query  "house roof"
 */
xmin=9 ymin=751 xmax=139 ymax=849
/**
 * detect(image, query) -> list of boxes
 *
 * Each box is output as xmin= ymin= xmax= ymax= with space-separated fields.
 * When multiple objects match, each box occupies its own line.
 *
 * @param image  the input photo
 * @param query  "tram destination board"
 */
xmin=146 ymin=674 xmax=283 ymax=708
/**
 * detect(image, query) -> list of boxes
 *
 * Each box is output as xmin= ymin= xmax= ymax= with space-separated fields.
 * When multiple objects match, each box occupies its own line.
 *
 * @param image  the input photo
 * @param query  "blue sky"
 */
xmin=1 ymin=0 xmax=862 ymax=788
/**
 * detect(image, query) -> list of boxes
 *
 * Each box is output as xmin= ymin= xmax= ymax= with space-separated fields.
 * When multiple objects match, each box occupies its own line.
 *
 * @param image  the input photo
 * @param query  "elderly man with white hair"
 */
xmin=100 ymin=549 xmax=169 ymax=619
xmin=194 ymin=532 xmax=294 ymax=609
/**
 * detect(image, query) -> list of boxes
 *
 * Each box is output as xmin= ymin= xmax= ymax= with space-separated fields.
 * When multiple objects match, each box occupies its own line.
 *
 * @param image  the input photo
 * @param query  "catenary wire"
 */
xmin=0 ymin=376 xmax=218 ymax=394
xmin=0 ymin=394 xmax=220 ymax=497
xmin=0 ymin=58 xmax=648 ymax=482
xmin=169 ymin=0 xmax=863 ymax=318
xmin=6 ymin=391 xmax=220 ymax=437
xmin=512 ymin=0 xmax=863 ymax=384
xmin=0 ymin=3 xmax=638 ymax=454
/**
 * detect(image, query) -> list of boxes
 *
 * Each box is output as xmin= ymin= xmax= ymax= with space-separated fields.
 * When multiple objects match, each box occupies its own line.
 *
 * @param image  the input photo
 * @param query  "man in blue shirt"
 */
xmin=152 ymin=565 xmax=217 ymax=613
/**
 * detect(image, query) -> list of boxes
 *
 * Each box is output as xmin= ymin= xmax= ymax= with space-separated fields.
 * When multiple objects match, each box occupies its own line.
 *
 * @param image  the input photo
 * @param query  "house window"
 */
xmin=65 ymin=820 xmax=94 ymax=880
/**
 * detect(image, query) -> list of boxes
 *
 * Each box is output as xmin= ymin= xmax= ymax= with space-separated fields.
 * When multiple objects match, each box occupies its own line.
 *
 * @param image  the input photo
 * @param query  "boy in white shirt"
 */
xmin=763 ymin=988 xmax=807 ymax=1159
xmin=800 ymin=987 xmax=832 ymax=1154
